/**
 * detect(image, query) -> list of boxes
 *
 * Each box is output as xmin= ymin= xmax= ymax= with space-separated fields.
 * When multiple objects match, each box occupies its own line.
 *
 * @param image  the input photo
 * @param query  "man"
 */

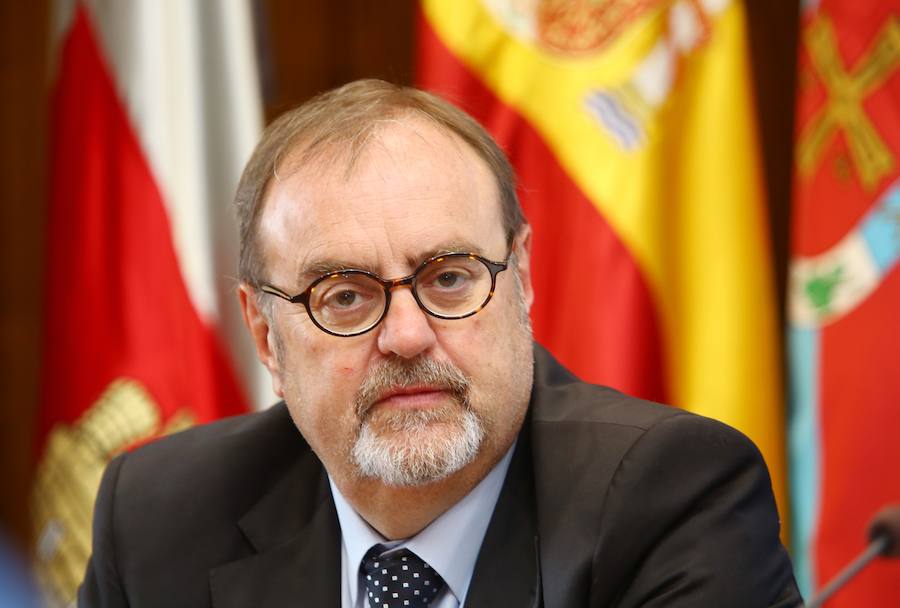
xmin=80 ymin=79 xmax=802 ymax=607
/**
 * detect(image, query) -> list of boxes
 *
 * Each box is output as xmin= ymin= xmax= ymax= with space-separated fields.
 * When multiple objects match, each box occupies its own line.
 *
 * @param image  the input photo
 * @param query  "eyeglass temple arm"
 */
xmin=486 ymin=257 xmax=509 ymax=277
xmin=260 ymin=284 xmax=302 ymax=303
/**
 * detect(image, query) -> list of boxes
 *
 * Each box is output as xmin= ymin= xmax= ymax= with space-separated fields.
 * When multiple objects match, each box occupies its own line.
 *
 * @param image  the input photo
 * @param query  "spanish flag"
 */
xmin=418 ymin=0 xmax=785 ymax=515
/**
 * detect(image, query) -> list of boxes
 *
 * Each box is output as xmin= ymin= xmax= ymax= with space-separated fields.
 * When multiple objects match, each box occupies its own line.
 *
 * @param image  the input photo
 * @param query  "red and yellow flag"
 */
xmin=418 ymin=0 xmax=785 ymax=513
xmin=32 ymin=2 xmax=264 ymax=604
xmin=788 ymin=1 xmax=900 ymax=602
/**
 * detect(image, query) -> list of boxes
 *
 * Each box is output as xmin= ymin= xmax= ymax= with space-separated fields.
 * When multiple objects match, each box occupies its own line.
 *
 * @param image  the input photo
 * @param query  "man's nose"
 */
xmin=376 ymin=287 xmax=437 ymax=359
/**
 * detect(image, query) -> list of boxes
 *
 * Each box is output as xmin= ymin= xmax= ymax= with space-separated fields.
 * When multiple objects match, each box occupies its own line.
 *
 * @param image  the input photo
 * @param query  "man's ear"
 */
xmin=238 ymin=284 xmax=285 ymax=398
xmin=514 ymin=225 xmax=535 ymax=310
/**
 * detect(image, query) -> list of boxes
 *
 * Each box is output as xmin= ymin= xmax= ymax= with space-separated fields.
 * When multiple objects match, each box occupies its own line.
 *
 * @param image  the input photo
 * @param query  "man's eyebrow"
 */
xmin=296 ymin=241 xmax=488 ymax=285
xmin=296 ymin=259 xmax=377 ymax=284
xmin=416 ymin=243 xmax=477 ymax=260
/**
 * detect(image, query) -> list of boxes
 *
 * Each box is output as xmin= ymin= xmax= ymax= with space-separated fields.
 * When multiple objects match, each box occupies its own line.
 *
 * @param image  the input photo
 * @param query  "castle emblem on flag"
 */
xmin=795 ymin=15 xmax=900 ymax=191
xmin=31 ymin=379 xmax=194 ymax=606
xmin=482 ymin=0 xmax=658 ymax=55
xmin=536 ymin=0 xmax=656 ymax=54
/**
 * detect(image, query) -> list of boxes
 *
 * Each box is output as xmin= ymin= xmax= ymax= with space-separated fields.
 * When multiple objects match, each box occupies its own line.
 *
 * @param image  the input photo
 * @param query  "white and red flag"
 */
xmin=31 ymin=1 xmax=266 ymax=604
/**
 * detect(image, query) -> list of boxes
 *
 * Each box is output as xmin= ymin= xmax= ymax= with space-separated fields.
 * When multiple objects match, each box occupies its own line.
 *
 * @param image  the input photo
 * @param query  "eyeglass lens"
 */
xmin=308 ymin=255 xmax=494 ymax=334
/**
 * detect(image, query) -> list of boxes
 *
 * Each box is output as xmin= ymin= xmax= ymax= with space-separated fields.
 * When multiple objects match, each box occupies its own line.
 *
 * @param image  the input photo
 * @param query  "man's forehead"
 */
xmin=256 ymin=115 xmax=507 ymax=285
xmin=265 ymin=120 xmax=498 ymax=220
xmin=263 ymin=117 xmax=500 ymax=214
xmin=276 ymin=113 xmax=474 ymax=182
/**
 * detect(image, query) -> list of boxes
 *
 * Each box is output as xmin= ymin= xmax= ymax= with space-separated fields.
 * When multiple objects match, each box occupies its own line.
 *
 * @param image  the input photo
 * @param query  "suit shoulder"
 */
xmin=111 ymin=403 xmax=306 ymax=514
xmin=591 ymin=408 xmax=791 ymax=606
xmin=529 ymin=344 xmax=764 ymax=470
xmin=531 ymin=379 xmax=685 ymax=429
xmin=127 ymin=402 xmax=298 ymax=462
xmin=531 ymin=342 xmax=682 ymax=429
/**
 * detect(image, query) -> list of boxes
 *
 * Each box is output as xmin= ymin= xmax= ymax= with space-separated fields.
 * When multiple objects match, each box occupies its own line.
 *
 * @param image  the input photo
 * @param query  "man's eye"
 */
xmin=436 ymin=271 xmax=465 ymax=288
xmin=333 ymin=290 xmax=359 ymax=307
xmin=322 ymin=288 xmax=368 ymax=309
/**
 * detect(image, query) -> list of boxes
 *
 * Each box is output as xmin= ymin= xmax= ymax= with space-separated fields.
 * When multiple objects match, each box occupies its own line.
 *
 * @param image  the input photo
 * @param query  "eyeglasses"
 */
xmin=259 ymin=252 xmax=510 ymax=337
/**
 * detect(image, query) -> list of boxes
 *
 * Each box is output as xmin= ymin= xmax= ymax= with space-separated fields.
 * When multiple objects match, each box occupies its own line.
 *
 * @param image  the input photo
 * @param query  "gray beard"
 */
xmin=349 ymin=357 xmax=484 ymax=486
xmin=351 ymin=404 xmax=485 ymax=486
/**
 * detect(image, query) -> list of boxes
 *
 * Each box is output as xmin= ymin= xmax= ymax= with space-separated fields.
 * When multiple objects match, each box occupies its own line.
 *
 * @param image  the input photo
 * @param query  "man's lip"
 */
xmin=374 ymin=385 xmax=450 ymax=407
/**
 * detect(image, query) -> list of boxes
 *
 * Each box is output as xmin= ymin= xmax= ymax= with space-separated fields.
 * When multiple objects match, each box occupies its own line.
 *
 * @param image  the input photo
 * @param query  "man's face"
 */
xmin=242 ymin=117 xmax=534 ymax=489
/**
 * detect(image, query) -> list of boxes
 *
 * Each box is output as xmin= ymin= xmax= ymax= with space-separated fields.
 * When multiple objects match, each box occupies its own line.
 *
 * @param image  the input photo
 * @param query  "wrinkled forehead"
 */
xmin=257 ymin=117 xmax=507 ymax=278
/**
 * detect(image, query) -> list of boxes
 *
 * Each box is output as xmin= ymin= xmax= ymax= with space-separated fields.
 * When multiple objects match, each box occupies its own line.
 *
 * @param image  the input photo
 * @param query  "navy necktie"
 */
xmin=360 ymin=545 xmax=446 ymax=607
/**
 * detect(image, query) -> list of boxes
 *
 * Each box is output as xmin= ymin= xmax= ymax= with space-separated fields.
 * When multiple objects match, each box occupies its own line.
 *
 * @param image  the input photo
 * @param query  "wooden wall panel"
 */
xmin=746 ymin=0 xmax=800 ymax=321
xmin=0 ymin=0 xmax=50 ymax=548
xmin=261 ymin=0 xmax=416 ymax=120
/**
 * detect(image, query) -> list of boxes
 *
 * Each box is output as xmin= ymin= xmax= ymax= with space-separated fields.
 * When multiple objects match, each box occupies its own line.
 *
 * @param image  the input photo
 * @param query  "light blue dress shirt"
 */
xmin=328 ymin=442 xmax=516 ymax=608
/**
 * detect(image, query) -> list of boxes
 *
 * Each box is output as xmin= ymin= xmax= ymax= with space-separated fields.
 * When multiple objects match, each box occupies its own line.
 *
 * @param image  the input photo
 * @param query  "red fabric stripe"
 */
xmin=416 ymin=13 xmax=667 ymax=402
xmin=816 ymin=268 xmax=900 ymax=604
xmin=38 ymin=7 xmax=247 ymax=452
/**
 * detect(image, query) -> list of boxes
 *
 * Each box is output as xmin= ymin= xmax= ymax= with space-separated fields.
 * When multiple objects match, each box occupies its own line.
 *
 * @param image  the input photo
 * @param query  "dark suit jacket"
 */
xmin=80 ymin=346 xmax=802 ymax=607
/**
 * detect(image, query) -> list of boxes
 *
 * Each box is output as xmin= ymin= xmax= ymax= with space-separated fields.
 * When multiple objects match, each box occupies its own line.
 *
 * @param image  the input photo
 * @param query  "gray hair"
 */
xmin=234 ymin=79 xmax=525 ymax=285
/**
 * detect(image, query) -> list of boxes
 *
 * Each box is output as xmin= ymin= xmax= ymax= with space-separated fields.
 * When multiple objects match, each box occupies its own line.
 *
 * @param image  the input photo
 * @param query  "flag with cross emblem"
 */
xmin=788 ymin=0 xmax=900 ymax=604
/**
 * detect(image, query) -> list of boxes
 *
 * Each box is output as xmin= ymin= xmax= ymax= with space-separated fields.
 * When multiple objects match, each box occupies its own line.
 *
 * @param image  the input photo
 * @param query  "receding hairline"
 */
xmin=269 ymin=109 xmax=494 ymax=194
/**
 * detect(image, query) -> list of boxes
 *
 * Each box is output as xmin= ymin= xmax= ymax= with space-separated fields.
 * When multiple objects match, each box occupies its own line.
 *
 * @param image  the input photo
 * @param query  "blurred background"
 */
xmin=1 ymin=0 xmax=898 ymax=606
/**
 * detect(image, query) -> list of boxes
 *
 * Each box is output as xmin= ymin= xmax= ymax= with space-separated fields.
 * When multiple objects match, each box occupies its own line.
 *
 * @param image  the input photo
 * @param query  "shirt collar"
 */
xmin=329 ymin=441 xmax=516 ymax=606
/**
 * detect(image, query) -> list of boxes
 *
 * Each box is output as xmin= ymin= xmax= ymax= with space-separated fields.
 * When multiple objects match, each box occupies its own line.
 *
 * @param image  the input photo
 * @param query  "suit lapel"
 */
xmin=209 ymin=449 xmax=342 ymax=608
xmin=465 ymin=422 xmax=542 ymax=608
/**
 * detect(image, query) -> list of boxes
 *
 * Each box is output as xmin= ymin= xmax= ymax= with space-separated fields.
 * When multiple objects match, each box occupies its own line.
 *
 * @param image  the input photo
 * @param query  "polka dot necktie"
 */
xmin=360 ymin=545 xmax=446 ymax=608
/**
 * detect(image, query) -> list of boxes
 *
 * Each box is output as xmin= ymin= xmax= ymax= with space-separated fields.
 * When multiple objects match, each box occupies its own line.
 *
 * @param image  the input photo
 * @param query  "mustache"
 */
xmin=354 ymin=357 xmax=471 ymax=419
